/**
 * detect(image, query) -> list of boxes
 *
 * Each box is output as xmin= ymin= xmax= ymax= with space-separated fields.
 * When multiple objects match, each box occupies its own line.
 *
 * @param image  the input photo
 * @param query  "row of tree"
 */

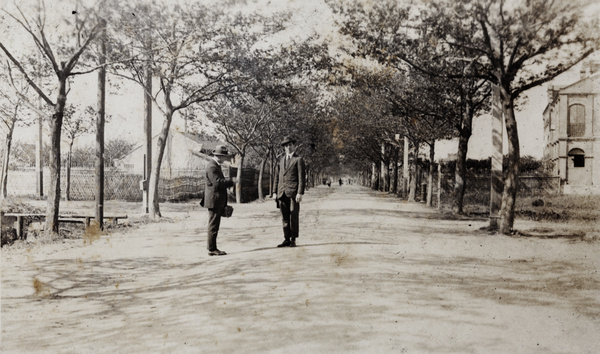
xmin=327 ymin=0 xmax=599 ymax=233
xmin=0 ymin=0 xmax=339 ymax=234
xmin=1 ymin=0 xmax=598 ymax=236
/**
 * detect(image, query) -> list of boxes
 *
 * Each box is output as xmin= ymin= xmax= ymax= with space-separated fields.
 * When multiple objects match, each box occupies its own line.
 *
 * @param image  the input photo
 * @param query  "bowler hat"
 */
xmin=212 ymin=145 xmax=232 ymax=156
xmin=281 ymin=136 xmax=296 ymax=146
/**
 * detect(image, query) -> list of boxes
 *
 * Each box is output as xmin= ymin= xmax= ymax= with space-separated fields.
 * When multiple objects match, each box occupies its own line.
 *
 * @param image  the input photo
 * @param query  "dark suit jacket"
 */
xmin=204 ymin=159 xmax=234 ymax=210
xmin=274 ymin=153 xmax=305 ymax=199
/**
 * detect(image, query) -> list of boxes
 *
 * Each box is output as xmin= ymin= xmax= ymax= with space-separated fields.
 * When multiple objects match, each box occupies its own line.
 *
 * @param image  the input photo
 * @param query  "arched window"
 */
xmin=568 ymin=148 xmax=585 ymax=168
xmin=568 ymin=104 xmax=585 ymax=137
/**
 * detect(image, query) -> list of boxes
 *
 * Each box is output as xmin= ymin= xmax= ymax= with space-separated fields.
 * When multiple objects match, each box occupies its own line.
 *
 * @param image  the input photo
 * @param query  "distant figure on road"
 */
xmin=202 ymin=145 xmax=236 ymax=256
xmin=339 ymin=178 xmax=343 ymax=186
xmin=273 ymin=135 xmax=305 ymax=248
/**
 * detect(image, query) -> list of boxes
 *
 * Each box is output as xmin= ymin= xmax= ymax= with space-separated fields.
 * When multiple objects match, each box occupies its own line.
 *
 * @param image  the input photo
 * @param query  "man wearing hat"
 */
xmin=202 ymin=145 xmax=236 ymax=256
xmin=272 ymin=136 xmax=305 ymax=247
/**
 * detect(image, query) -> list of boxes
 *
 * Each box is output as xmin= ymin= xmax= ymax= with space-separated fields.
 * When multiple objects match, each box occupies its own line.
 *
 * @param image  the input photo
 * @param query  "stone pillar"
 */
xmin=489 ymin=85 xmax=503 ymax=229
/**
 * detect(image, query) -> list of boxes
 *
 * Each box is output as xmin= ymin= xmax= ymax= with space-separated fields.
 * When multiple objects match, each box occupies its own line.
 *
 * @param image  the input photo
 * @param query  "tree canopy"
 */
xmin=1 ymin=0 xmax=599 ymax=234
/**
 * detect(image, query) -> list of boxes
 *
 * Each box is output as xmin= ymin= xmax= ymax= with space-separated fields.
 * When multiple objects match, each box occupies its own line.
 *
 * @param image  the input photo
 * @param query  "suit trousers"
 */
xmin=279 ymin=193 xmax=300 ymax=240
xmin=207 ymin=208 xmax=222 ymax=251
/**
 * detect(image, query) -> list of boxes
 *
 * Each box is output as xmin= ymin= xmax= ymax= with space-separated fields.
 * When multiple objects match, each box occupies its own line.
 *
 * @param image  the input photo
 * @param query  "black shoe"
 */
xmin=208 ymin=249 xmax=227 ymax=256
xmin=277 ymin=240 xmax=291 ymax=247
xmin=290 ymin=239 xmax=296 ymax=247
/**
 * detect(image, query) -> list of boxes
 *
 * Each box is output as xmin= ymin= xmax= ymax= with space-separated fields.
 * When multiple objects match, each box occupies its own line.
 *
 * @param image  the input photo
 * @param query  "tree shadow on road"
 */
xmin=3 ymin=243 xmax=600 ymax=353
xmin=307 ymin=208 xmax=487 ymax=221
xmin=234 ymin=241 xmax=396 ymax=254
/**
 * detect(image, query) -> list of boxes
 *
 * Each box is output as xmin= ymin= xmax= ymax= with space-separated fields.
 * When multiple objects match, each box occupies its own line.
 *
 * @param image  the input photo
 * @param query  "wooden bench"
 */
xmin=59 ymin=215 xmax=128 ymax=228
xmin=2 ymin=213 xmax=128 ymax=239
xmin=2 ymin=213 xmax=45 ymax=239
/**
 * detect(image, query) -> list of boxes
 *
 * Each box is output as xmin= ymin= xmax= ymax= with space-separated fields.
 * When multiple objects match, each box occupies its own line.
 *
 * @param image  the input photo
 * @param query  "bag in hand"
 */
xmin=222 ymin=205 xmax=234 ymax=218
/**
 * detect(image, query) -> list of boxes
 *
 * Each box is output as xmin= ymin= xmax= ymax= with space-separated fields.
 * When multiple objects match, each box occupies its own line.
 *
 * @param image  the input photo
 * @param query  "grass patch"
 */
xmin=516 ymin=195 xmax=600 ymax=222
xmin=456 ymin=193 xmax=600 ymax=222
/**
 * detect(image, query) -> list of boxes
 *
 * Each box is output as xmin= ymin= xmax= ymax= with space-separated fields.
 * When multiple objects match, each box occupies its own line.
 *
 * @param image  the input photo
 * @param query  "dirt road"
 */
xmin=2 ymin=185 xmax=599 ymax=353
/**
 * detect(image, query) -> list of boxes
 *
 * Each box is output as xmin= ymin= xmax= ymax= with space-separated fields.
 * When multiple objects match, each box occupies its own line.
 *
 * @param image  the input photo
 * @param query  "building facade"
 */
xmin=543 ymin=61 xmax=600 ymax=194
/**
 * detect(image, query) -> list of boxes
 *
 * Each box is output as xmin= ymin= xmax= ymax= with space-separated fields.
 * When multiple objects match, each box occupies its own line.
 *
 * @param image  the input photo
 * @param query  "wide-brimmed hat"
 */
xmin=212 ymin=145 xmax=232 ymax=156
xmin=281 ymin=136 xmax=296 ymax=146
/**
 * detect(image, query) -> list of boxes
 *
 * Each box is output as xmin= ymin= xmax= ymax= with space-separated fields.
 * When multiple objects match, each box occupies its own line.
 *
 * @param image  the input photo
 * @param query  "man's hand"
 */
xmin=295 ymin=194 xmax=303 ymax=203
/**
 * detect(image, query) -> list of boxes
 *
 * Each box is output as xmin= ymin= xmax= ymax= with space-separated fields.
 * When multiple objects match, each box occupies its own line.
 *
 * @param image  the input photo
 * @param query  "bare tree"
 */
xmin=109 ymin=2 xmax=268 ymax=218
xmin=62 ymin=105 xmax=94 ymax=201
xmin=0 ymin=0 xmax=105 ymax=234
xmin=0 ymin=65 xmax=36 ymax=198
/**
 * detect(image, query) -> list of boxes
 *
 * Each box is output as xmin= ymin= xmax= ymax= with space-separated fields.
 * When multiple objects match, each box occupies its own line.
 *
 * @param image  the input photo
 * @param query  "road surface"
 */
xmin=2 ymin=185 xmax=599 ymax=353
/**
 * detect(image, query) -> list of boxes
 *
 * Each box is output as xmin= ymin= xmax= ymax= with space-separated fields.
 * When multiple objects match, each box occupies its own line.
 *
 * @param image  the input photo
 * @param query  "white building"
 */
xmin=115 ymin=129 xmax=235 ymax=178
xmin=543 ymin=61 xmax=600 ymax=194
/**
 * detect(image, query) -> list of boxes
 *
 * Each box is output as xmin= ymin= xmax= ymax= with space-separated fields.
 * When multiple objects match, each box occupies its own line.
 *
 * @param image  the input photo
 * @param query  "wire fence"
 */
xmin=5 ymin=166 xmax=270 ymax=202
xmin=364 ymin=167 xmax=561 ymax=208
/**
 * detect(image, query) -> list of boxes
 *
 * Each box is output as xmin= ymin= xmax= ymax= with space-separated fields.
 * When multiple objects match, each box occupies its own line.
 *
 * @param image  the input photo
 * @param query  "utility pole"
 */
xmin=95 ymin=18 xmax=107 ymax=228
xmin=437 ymin=161 xmax=442 ymax=210
xmin=143 ymin=31 xmax=152 ymax=214
xmin=36 ymin=56 xmax=43 ymax=197
xmin=403 ymin=136 xmax=409 ymax=198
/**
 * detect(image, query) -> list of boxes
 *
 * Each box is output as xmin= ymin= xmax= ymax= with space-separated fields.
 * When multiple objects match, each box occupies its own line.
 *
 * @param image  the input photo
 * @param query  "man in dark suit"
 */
xmin=202 ymin=145 xmax=236 ymax=256
xmin=272 ymin=136 xmax=305 ymax=247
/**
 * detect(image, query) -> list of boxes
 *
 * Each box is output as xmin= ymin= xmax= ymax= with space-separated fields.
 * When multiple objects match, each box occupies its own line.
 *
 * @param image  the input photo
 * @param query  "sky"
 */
xmin=2 ymin=0 xmax=598 ymax=160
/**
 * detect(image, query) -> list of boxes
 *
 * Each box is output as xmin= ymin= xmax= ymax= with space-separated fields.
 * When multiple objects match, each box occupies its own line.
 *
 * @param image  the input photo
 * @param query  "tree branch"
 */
xmin=0 ymin=44 xmax=54 ymax=106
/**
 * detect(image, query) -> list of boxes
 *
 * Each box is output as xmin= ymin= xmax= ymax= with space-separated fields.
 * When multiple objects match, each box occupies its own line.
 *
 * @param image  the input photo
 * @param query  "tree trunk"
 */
xmin=408 ymin=143 xmax=417 ymax=202
xmin=499 ymin=86 xmax=520 ymax=235
xmin=148 ymin=110 xmax=174 ymax=219
xmin=402 ymin=137 xmax=409 ymax=198
xmin=371 ymin=162 xmax=379 ymax=190
xmin=380 ymin=142 xmax=389 ymax=192
xmin=66 ymin=143 xmax=72 ymax=201
xmin=385 ymin=154 xmax=391 ymax=192
xmin=426 ymin=141 xmax=435 ymax=207
xmin=1 ymin=118 xmax=16 ymax=198
xmin=258 ymin=157 xmax=266 ymax=201
xmin=269 ymin=146 xmax=274 ymax=196
xmin=452 ymin=106 xmax=473 ymax=214
xmin=45 ymin=78 xmax=67 ymax=235
xmin=391 ymin=146 xmax=398 ymax=194
xmin=235 ymin=153 xmax=244 ymax=204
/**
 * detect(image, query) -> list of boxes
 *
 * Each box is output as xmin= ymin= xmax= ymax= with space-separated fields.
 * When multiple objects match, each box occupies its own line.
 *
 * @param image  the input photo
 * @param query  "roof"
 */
xmin=179 ymin=131 xmax=224 ymax=154
xmin=115 ymin=129 xmax=228 ymax=161
xmin=559 ymin=71 xmax=600 ymax=95
xmin=543 ymin=72 xmax=600 ymax=114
